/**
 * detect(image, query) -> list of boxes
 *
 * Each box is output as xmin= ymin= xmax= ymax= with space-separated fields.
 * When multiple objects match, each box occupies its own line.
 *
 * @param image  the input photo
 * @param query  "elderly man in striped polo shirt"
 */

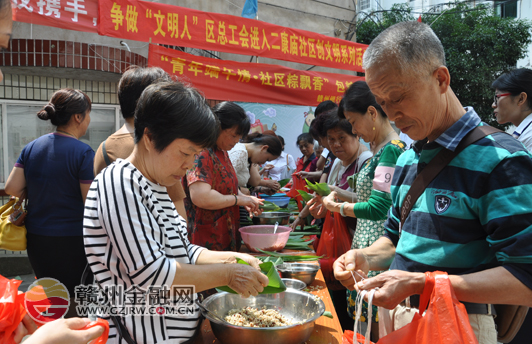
xmin=333 ymin=21 xmax=532 ymax=344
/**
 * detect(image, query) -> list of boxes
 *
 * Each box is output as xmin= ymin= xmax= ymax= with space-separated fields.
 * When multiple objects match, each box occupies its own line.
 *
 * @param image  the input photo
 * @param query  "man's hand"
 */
xmin=355 ymin=270 xmax=426 ymax=310
xmin=333 ymin=250 xmax=370 ymax=290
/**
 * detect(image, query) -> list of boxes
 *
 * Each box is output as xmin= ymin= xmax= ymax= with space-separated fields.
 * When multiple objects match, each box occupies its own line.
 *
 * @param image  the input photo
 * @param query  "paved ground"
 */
xmin=6 ymin=273 xmax=36 ymax=292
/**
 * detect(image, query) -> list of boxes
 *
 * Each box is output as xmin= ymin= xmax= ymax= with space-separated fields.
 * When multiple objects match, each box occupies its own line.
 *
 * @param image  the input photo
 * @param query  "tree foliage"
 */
xmin=355 ymin=2 xmax=532 ymax=128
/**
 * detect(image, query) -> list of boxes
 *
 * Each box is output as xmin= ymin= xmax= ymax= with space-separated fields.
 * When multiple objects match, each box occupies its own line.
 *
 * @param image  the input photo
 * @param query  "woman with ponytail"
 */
xmin=5 ymin=88 xmax=94 ymax=317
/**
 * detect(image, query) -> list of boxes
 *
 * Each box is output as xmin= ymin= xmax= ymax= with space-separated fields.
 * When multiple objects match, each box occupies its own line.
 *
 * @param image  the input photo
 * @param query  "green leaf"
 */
xmin=315 ymin=183 xmax=331 ymax=196
xmin=304 ymin=179 xmax=330 ymax=196
xmin=323 ymin=311 xmax=333 ymax=318
xmin=217 ymin=259 xmax=286 ymax=294
xmin=297 ymin=190 xmax=313 ymax=202
xmin=278 ymin=178 xmax=291 ymax=188
xmin=260 ymin=201 xmax=280 ymax=211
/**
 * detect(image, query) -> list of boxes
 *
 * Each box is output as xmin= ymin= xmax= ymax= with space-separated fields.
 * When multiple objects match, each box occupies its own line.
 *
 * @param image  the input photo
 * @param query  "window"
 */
xmin=495 ymin=0 xmax=518 ymax=18
xmin=359 ymin=0 xmax=370 ymax=11
xmin=1 ymin=101 xmax=119 ymax=188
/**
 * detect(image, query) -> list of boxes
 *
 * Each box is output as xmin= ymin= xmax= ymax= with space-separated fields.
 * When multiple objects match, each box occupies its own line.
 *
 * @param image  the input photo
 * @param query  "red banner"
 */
xmin=12 ymin=0 xmax=98 ymax=33
xmin=102 ymin=0 xmax=367 ymax=72
xmin=149 ymin=45 xmax=364 ymax=106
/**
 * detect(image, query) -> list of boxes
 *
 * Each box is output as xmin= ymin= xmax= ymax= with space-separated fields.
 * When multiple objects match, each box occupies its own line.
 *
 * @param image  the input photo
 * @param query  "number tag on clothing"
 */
xmin=373 ymin=166 xmax=395 ymax=193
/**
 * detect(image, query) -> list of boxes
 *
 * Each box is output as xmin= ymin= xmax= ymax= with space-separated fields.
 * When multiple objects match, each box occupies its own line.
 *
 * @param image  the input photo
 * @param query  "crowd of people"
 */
xmin=2 ymin=0 xmax=532 ymax=341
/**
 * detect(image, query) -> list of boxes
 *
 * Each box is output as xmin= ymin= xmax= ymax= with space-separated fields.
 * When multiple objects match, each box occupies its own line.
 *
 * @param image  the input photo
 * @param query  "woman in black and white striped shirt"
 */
xmin=84 ymin=81 xmax=268 ymax=344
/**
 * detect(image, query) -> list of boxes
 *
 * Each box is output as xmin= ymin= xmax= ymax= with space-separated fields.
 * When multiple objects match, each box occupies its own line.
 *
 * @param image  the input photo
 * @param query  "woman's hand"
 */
xmin=21 ymin=318 xmax=105 ymax=344
xmin=308 ymin=196 xmax=327 ymax=218
xmin=232 ymin=253 xmax=262 ymax=270
xmin=227 ymin=264 xmax=269 ymax=297
xmin=296 ymin=171 xmax=310 ymax=179
xmin=262 ymin=179 xmax=280 ymax=191
xmin=322 ymin=191 xmax=342 ymax=214
xmin=259 ymin=187 xmax=277 ymax=196
xmin=237 ymin=195 xmax=263 ymax=217
xmin=290 ymin=216 xmax=305 ymax=230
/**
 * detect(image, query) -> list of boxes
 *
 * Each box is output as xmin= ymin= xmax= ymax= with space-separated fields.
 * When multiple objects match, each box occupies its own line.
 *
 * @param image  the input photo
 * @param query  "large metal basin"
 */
xmin=200 ymin=289 xmax=325 ymax=344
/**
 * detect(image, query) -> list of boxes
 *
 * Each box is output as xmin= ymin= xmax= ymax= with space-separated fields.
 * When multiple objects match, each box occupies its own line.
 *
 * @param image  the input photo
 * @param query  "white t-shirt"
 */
xmin=513 ymin=112 xmax=532 ymax=152
xmin=266 ymin=152 xmax=296 ymax=181
xmin=84 ymin=159 xmax=205 ymax=344
xmin=228 ymin=142 xmax=250 ymax=187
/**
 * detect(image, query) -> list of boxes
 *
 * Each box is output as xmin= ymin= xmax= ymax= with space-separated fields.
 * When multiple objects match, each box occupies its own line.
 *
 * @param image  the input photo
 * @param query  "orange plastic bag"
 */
xmin=0 ymin=275 xmax=26 ymax=344
xmin=377 ymin=271 xmax=478 ymax=344
xmin=317 ymin=211 xmax=353 ymax=291
xmin=80 ymin=318 xmax=109 ymax=344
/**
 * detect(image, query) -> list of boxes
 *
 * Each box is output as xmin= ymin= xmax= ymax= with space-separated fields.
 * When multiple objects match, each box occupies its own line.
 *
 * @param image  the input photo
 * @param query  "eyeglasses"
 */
xmin=494 ymin=93 xmax=511 ymax=106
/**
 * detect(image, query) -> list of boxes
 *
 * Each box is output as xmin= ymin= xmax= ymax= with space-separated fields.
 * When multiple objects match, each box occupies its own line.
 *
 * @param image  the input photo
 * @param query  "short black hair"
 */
xmin=324 ymin=112 xmax=356 ymax=137
xmin=134 ymin=81 xmax=219 ymax=152
xmin=492 ymin=68 xmax=532 ymax=109
xmin=212 ymin=101 xmax=250 ymax=137
xmin=246 ymin=132 xmax=282 ymax=156
xmin=118 ymin=66 xmax=171 ymax=119
xmin=315 ymin=100 xmax=338 ymax=117
xmin=340 ymin=81 xmax=386 ymax=118
xmin=297 ymin=133 xmax=314 ymax=146
xmin=310 ymin=109 xmax=337 ymax=140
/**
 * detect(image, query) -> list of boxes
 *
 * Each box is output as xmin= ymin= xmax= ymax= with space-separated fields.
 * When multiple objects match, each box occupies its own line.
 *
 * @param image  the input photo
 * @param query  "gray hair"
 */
xmin=363 ymin=21 xmax=446 ymax=77
xmin=313 ymin=140 xmax=319 ymax=152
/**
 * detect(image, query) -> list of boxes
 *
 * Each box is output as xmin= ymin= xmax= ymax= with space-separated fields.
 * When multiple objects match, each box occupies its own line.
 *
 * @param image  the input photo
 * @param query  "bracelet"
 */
xmin=340 ymin=202 xmax=348 ymax=217
xmin=233 ymin=194 xmax=238 ymax=206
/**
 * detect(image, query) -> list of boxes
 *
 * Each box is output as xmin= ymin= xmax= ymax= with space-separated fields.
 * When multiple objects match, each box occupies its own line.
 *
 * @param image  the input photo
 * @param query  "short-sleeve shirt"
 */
xmin=266 ymin=152 xmax=297 ymax=181
xmin=184 ymin=148 xmax=240 ymax=251
xmin=93 ymin=132 xmax=135 ymax=176
xmin=16 ymin=132 xmax=94 ymax=236
xmin=84 ymin=159 xmax=205 ymax=344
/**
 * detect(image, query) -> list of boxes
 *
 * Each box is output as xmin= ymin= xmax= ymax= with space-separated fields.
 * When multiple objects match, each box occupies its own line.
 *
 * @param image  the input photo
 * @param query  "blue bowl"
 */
xmin=259 ymin=193 xmax=287 ymax=198
xmin=261 ymin=196 xmax=290 ymax=208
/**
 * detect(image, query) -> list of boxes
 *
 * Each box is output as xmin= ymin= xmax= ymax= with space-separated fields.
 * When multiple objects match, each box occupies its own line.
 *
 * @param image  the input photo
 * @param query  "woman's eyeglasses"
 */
xmin=494 ymin=93 xmax=511 ymax=106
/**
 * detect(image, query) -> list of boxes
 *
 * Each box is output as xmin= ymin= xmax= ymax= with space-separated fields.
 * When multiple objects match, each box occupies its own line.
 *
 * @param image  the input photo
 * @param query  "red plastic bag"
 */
xmin=378 ymin=271 xmax=478 ymax=344
xmin=285 ymin=174 xmax=307 ymax=211
xmin=317 ymin=211 xmax=353 ymax=291
xmin=0 ymin=275 xmax=26 ymax=344
xmin=342 ymin=331 xmax=375 ymax=344
xmin=80 ymin=318 xmax=109 ymax=344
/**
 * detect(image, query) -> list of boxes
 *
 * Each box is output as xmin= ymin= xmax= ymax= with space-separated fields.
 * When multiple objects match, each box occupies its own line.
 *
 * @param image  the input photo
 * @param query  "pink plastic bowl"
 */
xmin=239 ymin=225 xmax=292 ymax=253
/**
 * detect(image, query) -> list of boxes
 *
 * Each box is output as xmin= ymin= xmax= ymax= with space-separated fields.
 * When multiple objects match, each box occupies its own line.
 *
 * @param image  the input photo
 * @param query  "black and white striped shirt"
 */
xmin=84 ymin=159 xmax=205 ymax=344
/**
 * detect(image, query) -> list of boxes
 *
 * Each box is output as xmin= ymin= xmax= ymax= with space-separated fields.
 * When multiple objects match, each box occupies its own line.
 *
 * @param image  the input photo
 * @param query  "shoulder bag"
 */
xmin=0 ymin=191 xmax=28 ymax=251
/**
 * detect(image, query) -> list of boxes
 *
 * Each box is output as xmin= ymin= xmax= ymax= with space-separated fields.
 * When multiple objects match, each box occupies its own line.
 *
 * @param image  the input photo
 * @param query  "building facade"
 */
xmin=0 ymin=0 xmax=359 ymax=191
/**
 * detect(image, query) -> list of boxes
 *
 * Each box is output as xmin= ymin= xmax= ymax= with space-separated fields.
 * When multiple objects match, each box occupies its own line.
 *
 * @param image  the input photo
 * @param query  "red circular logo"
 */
xmin=156 ymin=307 xmax=165 ymax=315
xmin=25 ymin=278 xmax=70 ymax=324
